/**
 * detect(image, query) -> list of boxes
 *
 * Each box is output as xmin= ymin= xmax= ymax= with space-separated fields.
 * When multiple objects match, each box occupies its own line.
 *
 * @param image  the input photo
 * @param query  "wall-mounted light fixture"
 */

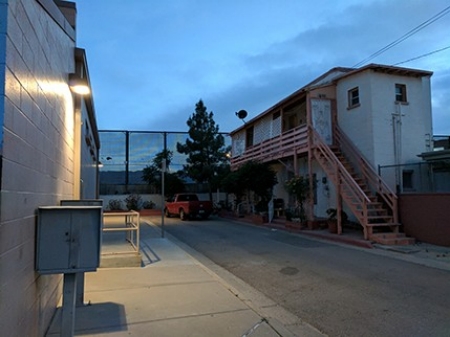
xmin=69 ymin=73 xmax=90 ymax=95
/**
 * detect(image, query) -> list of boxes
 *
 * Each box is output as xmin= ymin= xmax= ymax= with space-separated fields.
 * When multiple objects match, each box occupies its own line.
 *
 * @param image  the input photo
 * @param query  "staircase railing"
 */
xmin=334 ymin=126 xmax=398 ymax=223
xmin=311 ymin=128 xmax=371 ymax=228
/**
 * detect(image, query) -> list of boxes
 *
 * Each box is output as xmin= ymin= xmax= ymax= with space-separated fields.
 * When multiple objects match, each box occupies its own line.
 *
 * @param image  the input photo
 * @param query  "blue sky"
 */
xmin=76 ymin=0 xmax=450 ymax=135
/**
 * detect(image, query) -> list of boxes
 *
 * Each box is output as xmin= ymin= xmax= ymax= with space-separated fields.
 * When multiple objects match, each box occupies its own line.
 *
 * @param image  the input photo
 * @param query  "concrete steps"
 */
xmin=370 ymin=232 xmax=416 ymax=245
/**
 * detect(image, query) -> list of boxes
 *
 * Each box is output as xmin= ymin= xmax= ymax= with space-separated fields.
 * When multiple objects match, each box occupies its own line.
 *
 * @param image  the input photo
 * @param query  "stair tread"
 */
xmin=370 ymin=233 xmax=405 ymax=238
xmin=366 ymin=222 xmax=400 ymax=227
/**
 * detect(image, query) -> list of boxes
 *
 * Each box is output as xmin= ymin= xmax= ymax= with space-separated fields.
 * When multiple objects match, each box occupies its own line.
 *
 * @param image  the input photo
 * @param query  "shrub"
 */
xmin=125 ymin=194 xmax=142 ymax=211
xmin=107 ymin=199 xmax=123 ymax=211
xmin=142 ymin=200 xmax=155 ymax=209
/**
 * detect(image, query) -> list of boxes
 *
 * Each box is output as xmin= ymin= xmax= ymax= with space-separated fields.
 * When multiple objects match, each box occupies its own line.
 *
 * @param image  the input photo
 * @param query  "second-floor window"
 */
xmin=348 ymin=87 xmax=360 ymax=108
xmin=246 ymin=126 xmax=254 ymax=148
xmin=395 ymin=84 xmax=407 ymax=103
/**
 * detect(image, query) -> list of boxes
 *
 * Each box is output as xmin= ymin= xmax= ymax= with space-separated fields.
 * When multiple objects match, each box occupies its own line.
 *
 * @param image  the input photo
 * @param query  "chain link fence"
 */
xmin=379 ymin=161 xmax=450 ymax=194
xmin=99 ymin=130 xmax=230 ymax=195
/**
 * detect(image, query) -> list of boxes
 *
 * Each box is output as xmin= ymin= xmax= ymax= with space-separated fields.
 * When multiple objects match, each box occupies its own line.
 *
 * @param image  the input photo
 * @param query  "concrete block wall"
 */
xmin=399 ymin=194 xmax=450 ymax=247
xmin=0 ymin=1 xmax=76 ymax=336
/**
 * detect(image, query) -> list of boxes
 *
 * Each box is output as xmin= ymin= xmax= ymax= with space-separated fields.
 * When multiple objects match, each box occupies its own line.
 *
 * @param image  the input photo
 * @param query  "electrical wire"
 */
xmin=392 ymin=45 xmax=450 ymax=66
xmin=352 ymin=5 xmax=450 ymax=68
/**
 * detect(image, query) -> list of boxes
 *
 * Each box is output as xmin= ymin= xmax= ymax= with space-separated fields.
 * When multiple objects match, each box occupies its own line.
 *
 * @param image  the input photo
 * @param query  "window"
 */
xmin=246 ymin=126 xmax=254 ymax=148
xmin=402 ymin=170 xmax=414 ymax=190
xmin=348 ymin=87 xmax=359 ymax=108
xmin=395 ymin=84 xmax=407 ymax=103
xmin=273 ymin=111 xmax=280 ymax=120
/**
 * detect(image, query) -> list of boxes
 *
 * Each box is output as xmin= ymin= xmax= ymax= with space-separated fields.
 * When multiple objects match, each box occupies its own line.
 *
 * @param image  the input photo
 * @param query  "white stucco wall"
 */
xmin=336 ymin=72 xmax=376 ymax=164
xmin=0 ymin=1 xmax=78 ymax=336
xmin=369 ymin=72 xmax=432 ymax=167
xmin=337 ymin=70 xmax=433 ymax=186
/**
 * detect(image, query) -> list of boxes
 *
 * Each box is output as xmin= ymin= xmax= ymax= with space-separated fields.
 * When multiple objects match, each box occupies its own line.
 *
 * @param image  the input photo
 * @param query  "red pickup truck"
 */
xmin=164 ymin=193 xmax=213 ymax=220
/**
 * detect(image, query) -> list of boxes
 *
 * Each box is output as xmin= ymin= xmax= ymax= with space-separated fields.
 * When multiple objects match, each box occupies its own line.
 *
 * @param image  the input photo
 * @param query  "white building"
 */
xmin=230 ymin=64 xmax=433 ymax=242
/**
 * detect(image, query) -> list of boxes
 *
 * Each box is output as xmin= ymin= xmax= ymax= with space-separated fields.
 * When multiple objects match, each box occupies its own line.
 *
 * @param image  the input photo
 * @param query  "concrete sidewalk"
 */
xmin=45 ymin=221 xmax=324 ymax=337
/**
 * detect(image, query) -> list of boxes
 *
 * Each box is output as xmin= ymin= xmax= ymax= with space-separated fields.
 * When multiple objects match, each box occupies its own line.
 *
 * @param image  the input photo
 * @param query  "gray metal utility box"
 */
xmin=36 ymin=206 xmax=103 ymax=274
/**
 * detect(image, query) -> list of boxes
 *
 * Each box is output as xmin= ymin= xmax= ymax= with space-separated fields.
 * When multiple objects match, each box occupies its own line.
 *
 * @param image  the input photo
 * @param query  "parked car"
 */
xmin=164 ymin=193 xmax=213 ymax=220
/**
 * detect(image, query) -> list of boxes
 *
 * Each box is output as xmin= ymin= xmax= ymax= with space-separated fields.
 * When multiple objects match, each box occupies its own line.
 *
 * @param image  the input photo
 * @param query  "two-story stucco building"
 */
xmin=0 ymin=1 xmax=99 ymax=336
xmin=230 ymin=64 xmax=433 ymax=243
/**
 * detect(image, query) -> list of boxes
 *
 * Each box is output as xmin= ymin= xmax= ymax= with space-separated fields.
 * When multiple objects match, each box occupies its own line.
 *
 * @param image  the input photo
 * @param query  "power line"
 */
xmin=352 ymin=5 xmax=450 ymax=68
xmin=392 ymin=45 xmax=450 ymax=66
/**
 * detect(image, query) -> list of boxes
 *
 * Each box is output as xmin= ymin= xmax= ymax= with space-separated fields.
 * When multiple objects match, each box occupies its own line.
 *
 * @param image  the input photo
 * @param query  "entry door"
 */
xmin=311 ymin=99 xmax=332 ymax=145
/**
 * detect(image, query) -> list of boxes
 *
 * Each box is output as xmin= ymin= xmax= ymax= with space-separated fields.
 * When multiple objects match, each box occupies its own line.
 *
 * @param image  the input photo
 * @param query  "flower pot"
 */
xmin=328 ymin=220 xmax=338 ymax=233
xmin=307 ymin=220 xmax=320 ymax=230
xmin=252 ymin=213 xmax=268 ymax=224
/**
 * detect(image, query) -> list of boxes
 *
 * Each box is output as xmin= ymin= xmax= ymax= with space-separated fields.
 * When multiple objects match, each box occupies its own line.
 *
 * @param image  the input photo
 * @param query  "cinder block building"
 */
xmin=0 ymin=1 xmax=99 ymax=336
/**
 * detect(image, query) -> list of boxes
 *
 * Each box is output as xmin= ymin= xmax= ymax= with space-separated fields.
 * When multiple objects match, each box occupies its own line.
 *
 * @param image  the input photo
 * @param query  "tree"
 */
xmin=177 ymin=100 xmax=229 ymax=201
xmin=222 ymin=160 xmax=277 ymax=213
xmin=142 ymin=149 xmax=185 ymax=197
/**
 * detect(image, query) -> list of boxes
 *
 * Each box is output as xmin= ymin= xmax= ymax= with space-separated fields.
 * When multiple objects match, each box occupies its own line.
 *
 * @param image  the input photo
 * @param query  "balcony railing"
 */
xmin=231 ymin=125 xmax=309 ymax=168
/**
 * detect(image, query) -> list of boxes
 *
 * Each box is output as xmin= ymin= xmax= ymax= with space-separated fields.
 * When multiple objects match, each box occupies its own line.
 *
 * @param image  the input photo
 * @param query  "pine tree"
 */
xmin=142 ymin=149 xmax=185 ymax=196
xmin=177 ymin=99 xmax=229 ymax=201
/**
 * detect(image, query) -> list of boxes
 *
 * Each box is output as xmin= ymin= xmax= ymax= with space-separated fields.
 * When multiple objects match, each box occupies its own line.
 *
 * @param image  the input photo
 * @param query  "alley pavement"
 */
xmin=45 ymin=218 xmax=325 ymax=337
xmin=45 ymin=216 xmax=449 ymax=337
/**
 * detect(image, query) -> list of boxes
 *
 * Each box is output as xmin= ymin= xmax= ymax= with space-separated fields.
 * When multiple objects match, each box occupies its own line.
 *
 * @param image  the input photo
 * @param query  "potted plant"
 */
xmin=326 ymin=208 xmax=348 ymax=233
xmin=252 ymin=200 xmax=269 ymax=224
xmin=285 ymin=176 xmax=310 ymax=225
xmin=106 ymin=199 xmax=124 ymax=211
xmin=326 ymin=208 xmax=338 ymax=233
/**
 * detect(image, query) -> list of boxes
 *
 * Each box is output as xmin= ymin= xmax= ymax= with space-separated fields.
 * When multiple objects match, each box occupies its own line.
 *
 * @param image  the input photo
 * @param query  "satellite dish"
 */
xmin=235 ymin=109 xmax=248 ymax=120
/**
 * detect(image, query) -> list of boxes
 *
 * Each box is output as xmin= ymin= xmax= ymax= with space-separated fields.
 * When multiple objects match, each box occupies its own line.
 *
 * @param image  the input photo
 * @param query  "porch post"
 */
xmin=293 ymin=148 xmax=297 ymax=174
xmin=306 ymin=94 xmax=314 ymax=221
xmin=337 ymin=181 xmax=343 ymax=235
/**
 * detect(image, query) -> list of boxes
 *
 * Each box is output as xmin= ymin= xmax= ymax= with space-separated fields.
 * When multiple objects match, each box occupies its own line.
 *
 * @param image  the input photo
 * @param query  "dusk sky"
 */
xmin=76 ymin=1 xmax=450 ymax=135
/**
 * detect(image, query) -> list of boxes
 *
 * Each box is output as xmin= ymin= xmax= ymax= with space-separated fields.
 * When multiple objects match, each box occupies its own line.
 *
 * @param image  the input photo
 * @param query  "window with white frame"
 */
xmin=348 ymin=87 xmax=360 ymax=108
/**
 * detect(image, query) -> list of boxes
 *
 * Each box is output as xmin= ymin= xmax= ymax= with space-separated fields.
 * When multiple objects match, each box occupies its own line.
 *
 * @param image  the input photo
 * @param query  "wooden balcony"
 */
xmin=231 ymin=125 xmax=309 ymax=169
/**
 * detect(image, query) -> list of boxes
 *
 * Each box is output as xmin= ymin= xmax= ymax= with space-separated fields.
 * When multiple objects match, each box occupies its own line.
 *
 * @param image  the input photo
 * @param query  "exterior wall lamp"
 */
xmin=69 ymin=73 xmax=90 ymax=95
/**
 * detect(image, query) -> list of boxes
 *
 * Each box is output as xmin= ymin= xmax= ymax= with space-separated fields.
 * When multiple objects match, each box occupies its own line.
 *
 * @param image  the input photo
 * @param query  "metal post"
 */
xmin=61 ymin=273 xmax=78 ymax=337
xmin=161 ymin=132 xmax=167 ymax=238
xmin=75 ymin=273 xmax=85 ymax=307
xmin=161 ymin=158 xmax=166 ymax=238
xmin=125 ymin=131 xmax=130 ymax=189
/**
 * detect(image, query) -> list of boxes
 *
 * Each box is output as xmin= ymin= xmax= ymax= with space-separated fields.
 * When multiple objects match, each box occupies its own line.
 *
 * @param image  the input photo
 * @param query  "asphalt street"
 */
xmin=151 ymin=215 xmax=450 ymax=337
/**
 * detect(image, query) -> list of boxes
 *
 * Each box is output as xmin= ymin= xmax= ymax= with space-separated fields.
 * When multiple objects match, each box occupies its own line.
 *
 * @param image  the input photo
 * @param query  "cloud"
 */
xmin=79 ymin=0 xmax=450 ymax=135
xmin=431 ymin=69 xmax=450 ymax=134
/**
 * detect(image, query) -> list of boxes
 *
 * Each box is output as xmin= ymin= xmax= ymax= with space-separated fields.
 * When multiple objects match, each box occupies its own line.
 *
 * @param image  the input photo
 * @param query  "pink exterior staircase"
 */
xmin=312 ymin=126 xmax=415 ymax=245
